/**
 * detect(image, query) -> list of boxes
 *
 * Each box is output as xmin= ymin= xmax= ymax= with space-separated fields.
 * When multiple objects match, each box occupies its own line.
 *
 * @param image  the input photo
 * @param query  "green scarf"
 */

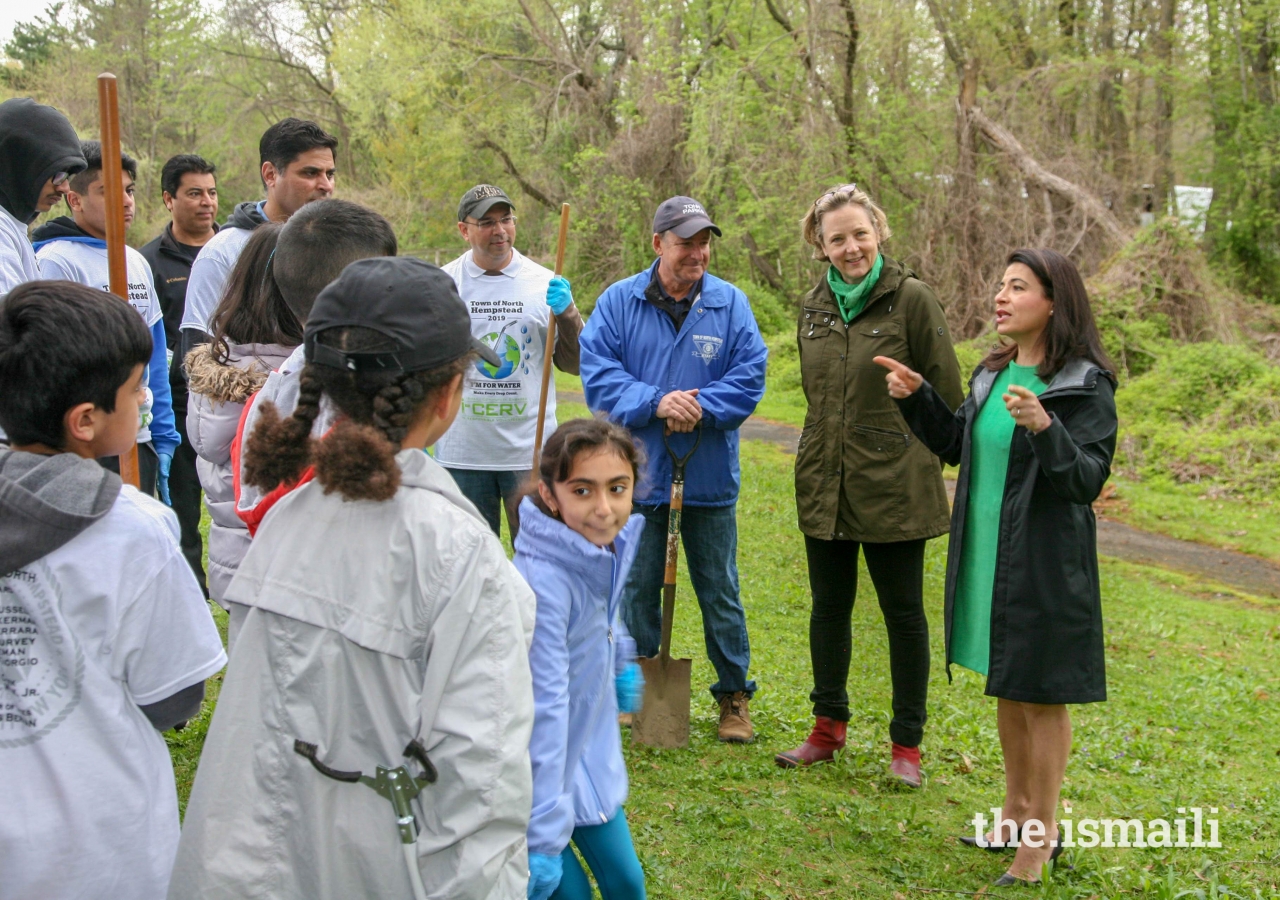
xmin=826 ymin=253 xmax=884 ymax=324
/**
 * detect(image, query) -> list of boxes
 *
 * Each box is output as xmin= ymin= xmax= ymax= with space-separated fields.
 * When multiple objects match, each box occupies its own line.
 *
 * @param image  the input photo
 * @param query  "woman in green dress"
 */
xmin=875 ymin=249 xmax=1118 ymax=886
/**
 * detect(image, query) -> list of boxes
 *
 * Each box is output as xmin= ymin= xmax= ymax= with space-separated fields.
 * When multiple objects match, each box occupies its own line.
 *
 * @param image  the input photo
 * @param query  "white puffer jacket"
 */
xmin=185 ymin=341 xmax=294 ymax=606
xmin=167 ymin=449 xmax=536 ymax=900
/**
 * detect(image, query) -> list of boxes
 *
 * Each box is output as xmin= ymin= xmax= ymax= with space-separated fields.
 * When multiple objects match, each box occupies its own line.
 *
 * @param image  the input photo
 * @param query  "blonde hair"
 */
xmin=800 ymin=184 xmax=892 ymax=259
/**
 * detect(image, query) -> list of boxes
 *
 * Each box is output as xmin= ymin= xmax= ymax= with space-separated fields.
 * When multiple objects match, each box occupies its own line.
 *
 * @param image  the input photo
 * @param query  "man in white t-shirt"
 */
xmin=33 ymin=141 xmax=179 ymax=501
xmin=434 ymin=184 xmax=583 ymax=539
xmin=0 ymin=280 xmax=227 ymax=900
xmin=177 ymin=117 xmax=337 ymax=354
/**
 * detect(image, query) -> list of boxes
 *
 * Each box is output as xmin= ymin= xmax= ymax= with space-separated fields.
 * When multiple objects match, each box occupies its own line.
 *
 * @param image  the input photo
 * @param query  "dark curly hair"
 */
xmin=981 ymin=248 xmax=1117 ymax=382
xmin=243 ymin=326 xmax=471 ymax=502
xmin=529 ymin=417 xmax=645 ymax=517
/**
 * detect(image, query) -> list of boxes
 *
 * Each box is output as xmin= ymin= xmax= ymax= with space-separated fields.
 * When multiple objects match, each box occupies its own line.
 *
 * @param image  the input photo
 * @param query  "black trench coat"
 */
xmin=897 ymin=358 xmax=1118 ymax=704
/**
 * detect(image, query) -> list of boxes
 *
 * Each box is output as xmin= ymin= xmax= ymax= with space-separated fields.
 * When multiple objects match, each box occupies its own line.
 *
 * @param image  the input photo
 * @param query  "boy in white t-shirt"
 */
xmin=32 ymin=140 xmax=180 ymax=502
xmin=0 ymin=280 xmax=227 ymax=900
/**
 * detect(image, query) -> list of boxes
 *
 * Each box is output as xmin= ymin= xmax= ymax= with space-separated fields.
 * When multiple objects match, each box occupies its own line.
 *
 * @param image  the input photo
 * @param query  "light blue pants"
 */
xmin=551 ymin=810 xmax=646 ymax=900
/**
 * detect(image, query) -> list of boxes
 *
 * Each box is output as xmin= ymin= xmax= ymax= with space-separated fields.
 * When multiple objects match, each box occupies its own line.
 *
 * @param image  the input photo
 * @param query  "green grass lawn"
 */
xmin=173 ymin=439 xmax=1279 ymax=898
xmin=1101 ymin=478 xmax=1280 ymax=564
xmin=560 ymin=362 xmax=1280 ymax=565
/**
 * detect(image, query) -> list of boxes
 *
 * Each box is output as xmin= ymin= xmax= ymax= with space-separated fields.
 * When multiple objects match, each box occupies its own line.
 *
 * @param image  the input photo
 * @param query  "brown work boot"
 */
xmin=717 ymin=692 xmax=753 ymax=743
xmin=774 ymin=716 xmax=847 ymax=768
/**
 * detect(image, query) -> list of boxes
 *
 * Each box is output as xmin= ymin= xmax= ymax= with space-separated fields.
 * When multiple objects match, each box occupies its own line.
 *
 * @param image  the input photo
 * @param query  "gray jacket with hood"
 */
xmin=0 ymin=449 xmax=121 ymax=573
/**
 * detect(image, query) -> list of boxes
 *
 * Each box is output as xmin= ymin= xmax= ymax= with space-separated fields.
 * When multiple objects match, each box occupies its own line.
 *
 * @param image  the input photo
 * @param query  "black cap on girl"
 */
xmin=305 ymin=257 xmax=501 ymax=373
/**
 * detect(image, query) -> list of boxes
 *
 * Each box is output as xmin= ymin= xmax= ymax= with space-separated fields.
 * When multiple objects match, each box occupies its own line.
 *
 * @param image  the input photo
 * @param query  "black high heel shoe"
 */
xmin=991 ymin=838 xmax=1065 ymax=886
xmin=958 ymin=826 xmax=1020 ymax=852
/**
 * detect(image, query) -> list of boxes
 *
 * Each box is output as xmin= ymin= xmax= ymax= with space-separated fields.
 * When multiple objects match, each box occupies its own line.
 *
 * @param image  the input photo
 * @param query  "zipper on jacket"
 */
xmin=581 ymin=764 xmax=610 ymax=824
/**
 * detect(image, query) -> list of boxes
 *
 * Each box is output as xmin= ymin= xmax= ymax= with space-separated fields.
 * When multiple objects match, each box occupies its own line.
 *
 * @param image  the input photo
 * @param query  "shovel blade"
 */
xmin=632 ymin=655 xmax=693 ymax=748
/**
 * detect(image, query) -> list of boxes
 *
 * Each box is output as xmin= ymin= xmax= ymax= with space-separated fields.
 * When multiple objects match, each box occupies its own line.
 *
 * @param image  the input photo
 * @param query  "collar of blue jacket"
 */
xmin=629 ymin=259 xmax=728 ymax=308
xmin=513 ymin=494 xmax=645 ymax=592
xmin=578 ymin=264 xmax=770 ymax=507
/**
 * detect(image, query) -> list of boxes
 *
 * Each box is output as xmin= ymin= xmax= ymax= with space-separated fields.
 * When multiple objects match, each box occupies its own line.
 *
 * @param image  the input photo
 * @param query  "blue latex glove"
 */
xmin=527 ymin=852 xmax=563 ymax=900
xmin=615 ymin=662 xmax=645 ymax=714
xmin=546 ymin=275 xmax=573 ymax=315
xmin=157 ymin=451 xmax=173 ymax=507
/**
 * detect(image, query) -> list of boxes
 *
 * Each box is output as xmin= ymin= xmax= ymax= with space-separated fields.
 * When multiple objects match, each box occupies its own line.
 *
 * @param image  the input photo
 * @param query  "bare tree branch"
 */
xmin=963 ymin=103 xmax=1130 ymax=247
xmin=743 ymin=231 xmax=786 ymax=291
xmin=925 ymin=0 xmax=965 ymax=75
xmin=477 ymin=138 xmax=559 ymax=209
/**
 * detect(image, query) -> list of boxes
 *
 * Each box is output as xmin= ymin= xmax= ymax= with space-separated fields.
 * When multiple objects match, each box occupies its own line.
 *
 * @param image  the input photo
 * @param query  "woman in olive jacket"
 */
xmin=776 ymin=185 xmax=963 ymax=787
xmin=877 ymin=248 xmax=1117 ymax=886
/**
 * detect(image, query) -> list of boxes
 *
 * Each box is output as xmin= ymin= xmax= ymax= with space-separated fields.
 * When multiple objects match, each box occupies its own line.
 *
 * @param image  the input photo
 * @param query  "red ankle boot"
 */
xmin=890 ymin=742 xmax=922 ymax=787
xmin=775 ymin=717 xmax=847 ymax=768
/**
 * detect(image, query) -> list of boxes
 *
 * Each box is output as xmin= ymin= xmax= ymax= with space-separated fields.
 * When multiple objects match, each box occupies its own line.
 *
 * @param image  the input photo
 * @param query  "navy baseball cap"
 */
xmin=653 ymin=196 xmax=721 ymax=238
xmin=306 ymin=257 xmax=500 ymax=373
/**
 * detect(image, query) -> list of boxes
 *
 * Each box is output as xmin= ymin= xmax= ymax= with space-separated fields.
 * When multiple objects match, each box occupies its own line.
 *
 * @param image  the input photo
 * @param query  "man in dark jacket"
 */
xmin=140 ymin=154 xmax=219 ymax=594
xmin=0 ymin=98 xmax=86 ymax=296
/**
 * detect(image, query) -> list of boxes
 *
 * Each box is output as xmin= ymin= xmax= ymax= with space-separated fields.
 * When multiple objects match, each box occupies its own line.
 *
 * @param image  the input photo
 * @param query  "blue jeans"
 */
xmin=622 ymin=503 xmax=756 ymax=700
xmin=552 ymin=810 xmax=645 ymax=900
xmin=443 ymin=467 xmax=530 ymax=538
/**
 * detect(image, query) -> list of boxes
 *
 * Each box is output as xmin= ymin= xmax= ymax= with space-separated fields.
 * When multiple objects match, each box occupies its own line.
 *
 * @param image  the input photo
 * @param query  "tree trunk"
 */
xmin=1152 ymin=0 xmax=1177 ymax=213
xmin=1096 ymin=0 xmax=1129 ymax=182
xmin=952 ymin=59 xmax=988 ymax=338
xmin=838 ymin=0 xmax=860 ymax=168
xmin=1251 ymin=3 xmax=1276 ymax=107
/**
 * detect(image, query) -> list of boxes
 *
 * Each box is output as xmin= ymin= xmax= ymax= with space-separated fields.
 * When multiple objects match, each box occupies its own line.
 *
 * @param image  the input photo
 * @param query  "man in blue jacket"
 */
xmin=580 ymin=196 xmax=768 ymax=743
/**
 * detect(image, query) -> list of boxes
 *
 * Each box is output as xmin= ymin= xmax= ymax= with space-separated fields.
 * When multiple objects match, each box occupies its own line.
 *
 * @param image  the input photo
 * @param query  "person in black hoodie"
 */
xmin=141 ymin=154 xmax=220 ymax=595
xmin=0 ymin=97 xmax=86 ymax=295
xmin=0 ymin=280 xmax=225 ymax=899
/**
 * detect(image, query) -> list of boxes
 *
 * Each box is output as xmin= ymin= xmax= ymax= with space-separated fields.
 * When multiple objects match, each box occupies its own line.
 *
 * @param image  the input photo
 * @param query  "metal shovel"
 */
xmin=632 ymin=424 xmax=702 ymax=749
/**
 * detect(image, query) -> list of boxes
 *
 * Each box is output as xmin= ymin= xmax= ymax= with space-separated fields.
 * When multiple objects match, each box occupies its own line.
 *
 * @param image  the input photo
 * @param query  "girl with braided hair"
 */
xmin=170 ymin=258 xmax=538 ymax=900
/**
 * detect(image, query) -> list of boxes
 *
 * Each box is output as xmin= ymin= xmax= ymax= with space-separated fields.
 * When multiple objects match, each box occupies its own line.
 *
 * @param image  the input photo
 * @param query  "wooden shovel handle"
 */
xmin=531 ymin=203 xmax=571 ymax=474
xmin=98 ymin=73 xmax=140 ymax=489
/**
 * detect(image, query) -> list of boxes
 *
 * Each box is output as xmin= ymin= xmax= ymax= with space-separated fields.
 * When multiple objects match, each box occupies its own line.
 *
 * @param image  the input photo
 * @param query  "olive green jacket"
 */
xmin=794 ymin=256 xmax=964 ymax=542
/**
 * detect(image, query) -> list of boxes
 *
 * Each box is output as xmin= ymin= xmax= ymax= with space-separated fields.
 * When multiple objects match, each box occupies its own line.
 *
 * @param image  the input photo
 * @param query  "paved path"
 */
xmin=560 ymin=390 xmax=1280 ymax=598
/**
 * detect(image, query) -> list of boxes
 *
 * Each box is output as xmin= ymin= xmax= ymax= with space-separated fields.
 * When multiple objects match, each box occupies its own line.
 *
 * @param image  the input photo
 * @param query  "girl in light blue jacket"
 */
xmin=514 ymin=418 xmax=648 ymax=900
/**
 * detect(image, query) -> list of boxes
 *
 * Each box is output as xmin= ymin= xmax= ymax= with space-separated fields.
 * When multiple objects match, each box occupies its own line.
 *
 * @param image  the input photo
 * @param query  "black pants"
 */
xmin=171 ymin=413 xmax=208 ymax=596
xmin=804 ymin=535 xmax=930 ymax=748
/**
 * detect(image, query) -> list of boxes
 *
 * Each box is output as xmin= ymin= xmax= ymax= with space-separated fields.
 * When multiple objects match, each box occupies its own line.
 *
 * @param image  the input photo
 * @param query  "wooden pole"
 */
xmin=98 ymin=72 xmax=141 ymax=488
xmin=531 ymin=203 xmax=571 ymax=474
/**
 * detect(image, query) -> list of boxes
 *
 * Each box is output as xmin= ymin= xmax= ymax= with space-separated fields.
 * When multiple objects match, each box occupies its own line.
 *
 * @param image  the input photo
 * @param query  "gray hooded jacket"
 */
xmin=0 ymin=449 xmax=120 ymax=574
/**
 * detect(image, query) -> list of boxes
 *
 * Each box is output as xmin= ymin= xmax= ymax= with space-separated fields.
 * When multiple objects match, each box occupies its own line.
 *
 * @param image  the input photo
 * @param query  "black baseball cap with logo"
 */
xmin=306 ymin=257 xmax=501 ymax=373
xmin=457 ymin=184 xmax=515 ymax=222
xmin=652 ymin=195 xmax=722 ymax=238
